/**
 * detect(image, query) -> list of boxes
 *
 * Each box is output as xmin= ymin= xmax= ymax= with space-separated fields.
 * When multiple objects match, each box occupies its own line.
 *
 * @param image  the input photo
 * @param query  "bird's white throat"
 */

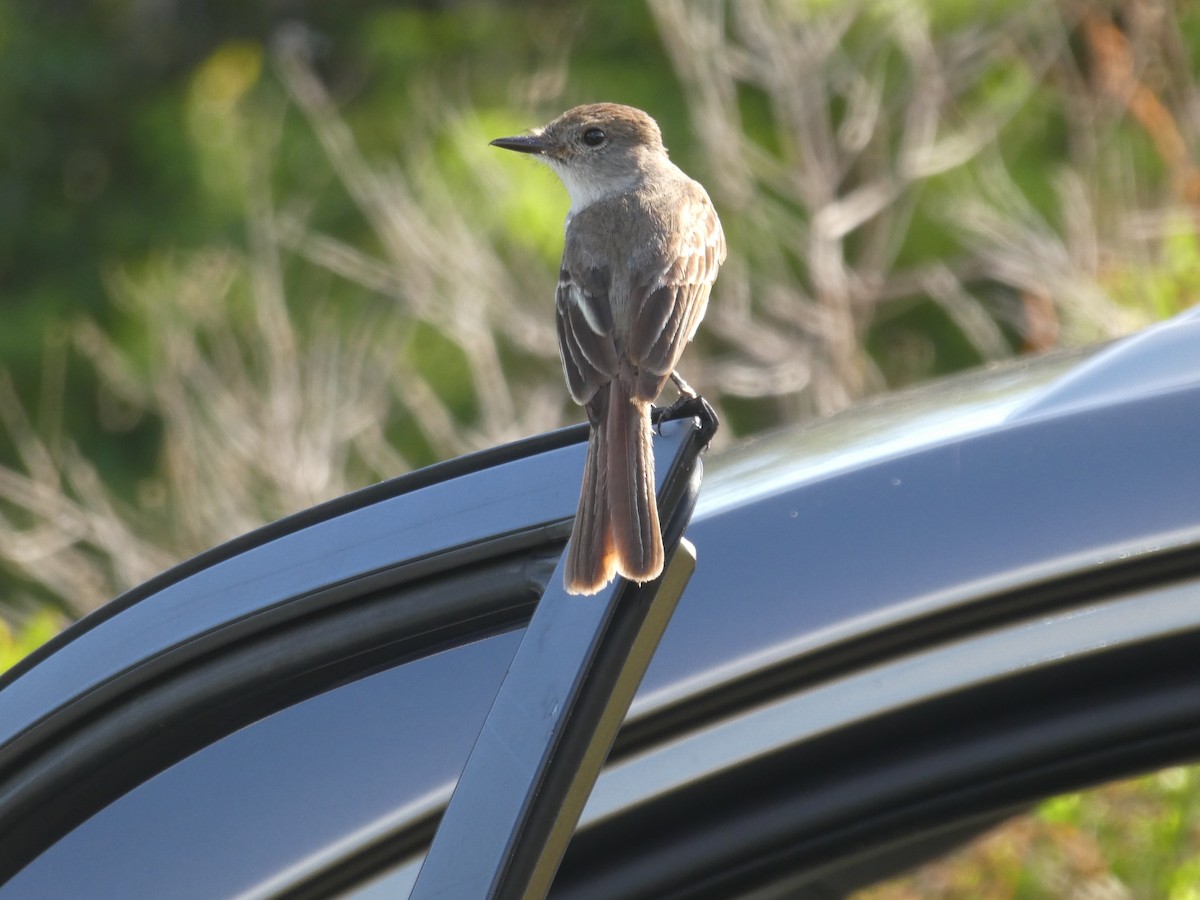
xmin=546 ymin=159 xmax=642 ymax=219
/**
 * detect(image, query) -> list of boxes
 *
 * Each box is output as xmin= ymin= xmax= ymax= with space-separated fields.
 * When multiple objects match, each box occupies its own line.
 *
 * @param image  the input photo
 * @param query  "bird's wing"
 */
xmin=627 ymin=187 xmax=726 ymax=402
xmin=556 ymin=262 xmax=619 ymax=407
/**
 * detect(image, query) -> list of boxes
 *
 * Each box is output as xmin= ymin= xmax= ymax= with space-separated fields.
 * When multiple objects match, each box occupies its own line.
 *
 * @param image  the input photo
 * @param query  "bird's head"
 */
xmin=490 ymin=103 xmax=668 ymax=212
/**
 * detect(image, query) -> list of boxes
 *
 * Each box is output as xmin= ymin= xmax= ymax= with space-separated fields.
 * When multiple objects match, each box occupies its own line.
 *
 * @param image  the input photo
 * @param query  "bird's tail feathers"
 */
xmin=605 ymin=387 xmax=663 ymax=584
xmin=564 ymin=381 xmax=663 ymax=595
xmin=564 ymin=419 xmax=617 ymax=595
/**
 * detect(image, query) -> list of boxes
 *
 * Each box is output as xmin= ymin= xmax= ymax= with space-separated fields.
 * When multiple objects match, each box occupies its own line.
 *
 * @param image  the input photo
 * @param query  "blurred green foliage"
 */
xmin=0 ymin=609 xmax=62 ymax=674
xmin=0 ymin=0 xmax=697 ymax=482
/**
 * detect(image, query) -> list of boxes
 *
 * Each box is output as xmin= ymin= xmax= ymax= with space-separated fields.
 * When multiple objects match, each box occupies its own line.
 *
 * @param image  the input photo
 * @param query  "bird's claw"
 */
xmin=651 ymin=393 xmax=719 ymax=447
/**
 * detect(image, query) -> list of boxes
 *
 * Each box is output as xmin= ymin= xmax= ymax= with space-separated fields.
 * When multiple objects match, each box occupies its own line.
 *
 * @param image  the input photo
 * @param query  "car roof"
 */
xmin=632 ymin=304 xmax=1200 ymax=719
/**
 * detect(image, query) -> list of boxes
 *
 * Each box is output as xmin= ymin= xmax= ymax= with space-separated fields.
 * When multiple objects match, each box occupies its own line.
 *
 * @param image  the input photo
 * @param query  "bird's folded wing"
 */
xmin=556 ymin=264 xmax=618 ymax=407
xmin=628 ymin=189 xmax=726 ymax=401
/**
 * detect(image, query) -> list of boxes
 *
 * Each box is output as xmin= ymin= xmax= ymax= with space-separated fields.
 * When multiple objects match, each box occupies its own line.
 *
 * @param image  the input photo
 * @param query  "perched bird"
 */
xmin=492 ymin=103 xmax=725 ymax=595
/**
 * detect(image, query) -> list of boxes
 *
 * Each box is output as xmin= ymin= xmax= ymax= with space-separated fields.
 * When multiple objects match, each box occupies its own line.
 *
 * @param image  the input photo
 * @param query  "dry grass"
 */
xmin=650 ymin=0 xmax=1190 ymax=418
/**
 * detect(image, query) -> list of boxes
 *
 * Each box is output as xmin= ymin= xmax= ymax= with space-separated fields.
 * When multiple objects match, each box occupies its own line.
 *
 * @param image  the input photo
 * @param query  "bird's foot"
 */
xmin=651 ymin=393 xmax=719 ymax=447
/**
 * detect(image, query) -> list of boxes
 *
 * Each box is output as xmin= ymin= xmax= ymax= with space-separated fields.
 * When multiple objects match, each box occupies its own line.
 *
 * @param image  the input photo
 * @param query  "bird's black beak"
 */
xmin=489 ymin=134 xmax=550 ymax=155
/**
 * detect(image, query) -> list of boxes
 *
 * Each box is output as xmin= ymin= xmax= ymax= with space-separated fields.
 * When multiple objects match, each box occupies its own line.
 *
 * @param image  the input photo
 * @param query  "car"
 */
xmin=2 ymin=305 xmax=1200 ymax=898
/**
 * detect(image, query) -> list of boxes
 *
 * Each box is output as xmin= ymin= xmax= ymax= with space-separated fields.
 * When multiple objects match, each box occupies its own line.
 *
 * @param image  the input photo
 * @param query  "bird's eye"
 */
xmin=583 ymin=127 xmax=606 ymax=147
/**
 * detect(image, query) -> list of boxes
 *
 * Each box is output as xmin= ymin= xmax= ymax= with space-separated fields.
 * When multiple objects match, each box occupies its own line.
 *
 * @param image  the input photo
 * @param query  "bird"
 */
xmin=491 ymin=103 xmax=725 ymax=595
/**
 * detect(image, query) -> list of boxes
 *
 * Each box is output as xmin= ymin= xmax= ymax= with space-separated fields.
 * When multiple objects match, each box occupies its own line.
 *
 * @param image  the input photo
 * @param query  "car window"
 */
xmin=854 ymin=761 xmax=1200 ymax=898
xmin=346 ymin=765 xmax=1200 ymax=900
xmin=2 ymin=628 xmax=524 ymax=900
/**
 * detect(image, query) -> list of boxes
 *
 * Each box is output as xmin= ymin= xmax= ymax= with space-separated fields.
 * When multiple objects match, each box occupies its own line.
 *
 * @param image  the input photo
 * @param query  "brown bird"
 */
xmin=491 ymin=103 xmax=725 ymax=594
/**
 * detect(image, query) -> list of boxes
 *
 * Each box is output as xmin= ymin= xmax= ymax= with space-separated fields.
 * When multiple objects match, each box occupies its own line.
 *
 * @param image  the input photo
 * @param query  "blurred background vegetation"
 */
xmin=4 ymin=0 xmax=1198 ymax=626
xmin=1 ymin=0 xmax=1199 ymax=891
